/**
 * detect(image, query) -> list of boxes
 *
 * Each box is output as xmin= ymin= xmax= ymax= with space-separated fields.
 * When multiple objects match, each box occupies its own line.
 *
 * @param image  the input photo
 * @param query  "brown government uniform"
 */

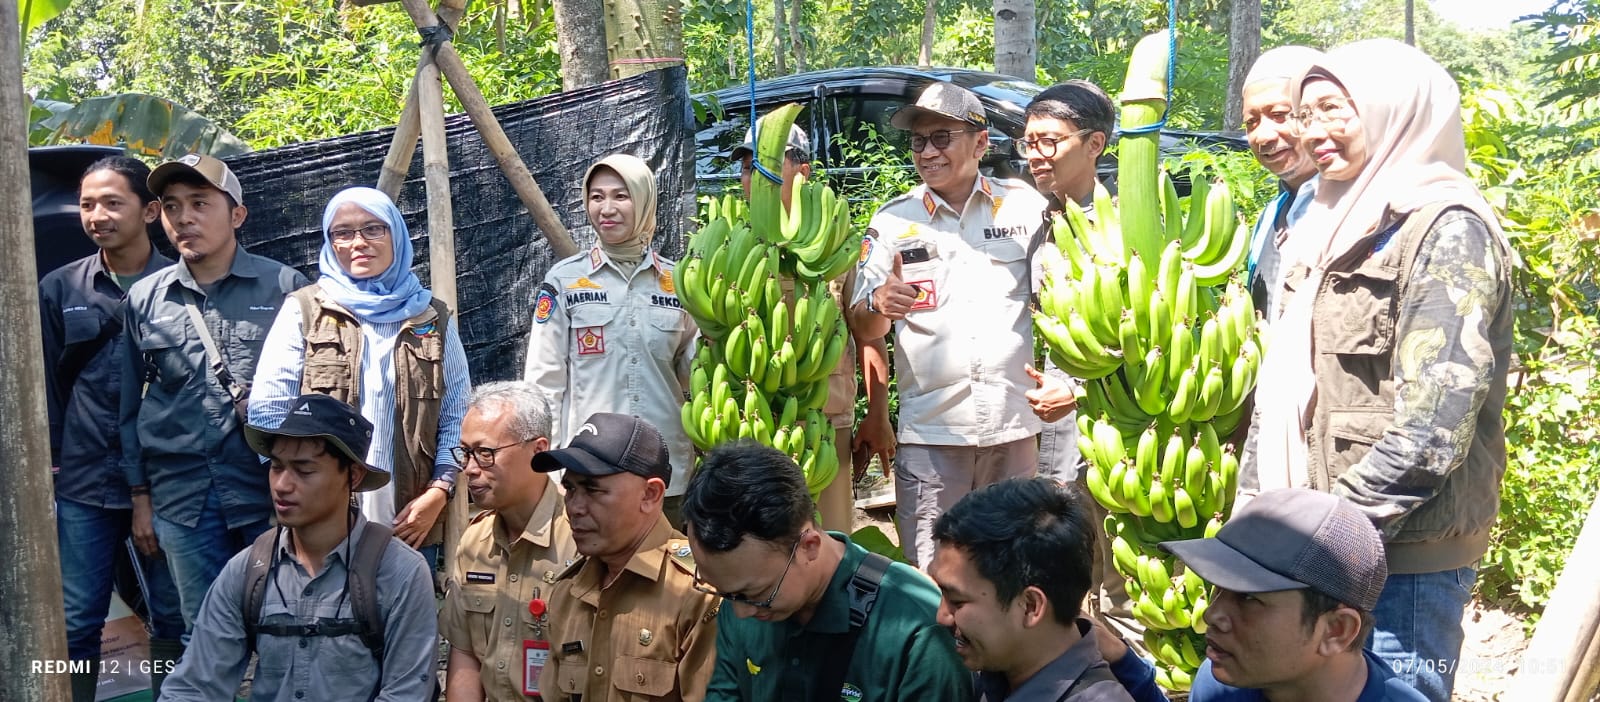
xmin=441 ymin=485 xmax=579 ymax=701
xmin=540 ymin=515 xmax=720 ymax=701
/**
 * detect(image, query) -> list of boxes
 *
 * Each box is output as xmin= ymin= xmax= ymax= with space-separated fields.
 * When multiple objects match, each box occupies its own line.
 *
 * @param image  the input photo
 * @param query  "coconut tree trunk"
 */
xmin=552 ymin=0 xmax=609 ymax=88
xmin=1224 ymin=0 xmax=1261 ymax=132
xmin=993 ymin=0 xmax=1036 ymax=80
xmin=918 ymin=0 xmax=937 ymax=67
xmin=603 ymin=0 xmax=687 ymax=79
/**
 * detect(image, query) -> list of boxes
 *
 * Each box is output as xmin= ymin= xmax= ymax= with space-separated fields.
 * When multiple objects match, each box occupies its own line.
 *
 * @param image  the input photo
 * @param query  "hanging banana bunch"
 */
xmin=1033 ymin=32 xmax=1267 ymax=692
xmin=676 ymin=103 xmax=860 ymax=498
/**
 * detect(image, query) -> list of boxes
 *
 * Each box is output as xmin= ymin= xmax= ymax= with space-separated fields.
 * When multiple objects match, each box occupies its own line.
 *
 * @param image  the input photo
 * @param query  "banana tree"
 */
xmin=28 ymin=93 xmax=250 ymax=159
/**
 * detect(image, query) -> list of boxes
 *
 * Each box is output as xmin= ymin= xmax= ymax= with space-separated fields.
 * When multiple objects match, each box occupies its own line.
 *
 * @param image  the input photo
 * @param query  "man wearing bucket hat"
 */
xmin=1096 ymin=488 xmax=1427 ymax=702
xmin=850 ymin=82 xmax=1048 ymax=568
xmin=162 ymin=394 xmax=439 ymax=701
xmin=120 ymin=151 xmax=308 ymax=638
xmin=533 ymin=412 xmax=720 ymax=701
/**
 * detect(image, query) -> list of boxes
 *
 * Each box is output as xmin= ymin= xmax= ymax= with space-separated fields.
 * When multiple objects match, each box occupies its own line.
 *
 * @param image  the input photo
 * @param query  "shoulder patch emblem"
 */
xmin=858 ymin=236 xmax=873 ymax=266
xmin=659 ymin=269 xmax=675 ymax=294
xmin=534 ymin=283 xmax=558 ymax=324
xmin=566 ymin=277 xmax=604 ymax=290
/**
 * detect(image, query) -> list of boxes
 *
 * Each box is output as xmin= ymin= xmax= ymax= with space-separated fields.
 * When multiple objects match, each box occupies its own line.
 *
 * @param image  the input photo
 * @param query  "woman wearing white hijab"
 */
xmin=1244 ymin=39 xmax=1514 ymax=702
xmin=250 ymin=187 xmax=472 ymax=568
xmin=523 ymin=154 xmax=698 ymax=522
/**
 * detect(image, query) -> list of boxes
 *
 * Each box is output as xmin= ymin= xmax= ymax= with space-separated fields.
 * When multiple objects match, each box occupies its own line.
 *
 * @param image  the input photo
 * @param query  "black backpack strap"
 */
xmin=347 ymin=520 xmax=394 ymax=663
xmin=813 ymin=552 xmax=892 ymax=702
xmin=240 ymin=527 xmax=282 ymax=660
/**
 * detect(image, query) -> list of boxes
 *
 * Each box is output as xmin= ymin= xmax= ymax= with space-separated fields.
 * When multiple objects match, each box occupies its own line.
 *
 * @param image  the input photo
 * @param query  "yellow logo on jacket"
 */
xmin=566 ymin=277 xmax=604 ymax=290
xmin=659 ymin=270 xmax=675 ymax=294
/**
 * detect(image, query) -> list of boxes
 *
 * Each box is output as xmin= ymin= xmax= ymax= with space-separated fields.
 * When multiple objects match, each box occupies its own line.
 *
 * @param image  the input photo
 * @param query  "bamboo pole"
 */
xmin=1514 ymin=488 xmax=1600 ymax=702
xmin=396 ymin=0 xmax=578 ymax=259
xmin=413 ymin=39 xmax=471 ymax=583
xmin=376 ymin=0 xmax=466 ymax=198
xmin=1 ymin=0 xmax=71 ymax=697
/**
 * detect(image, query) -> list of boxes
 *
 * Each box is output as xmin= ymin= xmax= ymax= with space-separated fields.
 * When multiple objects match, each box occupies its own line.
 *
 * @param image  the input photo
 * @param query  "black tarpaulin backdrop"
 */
xmin=224 ymin=66 xmax=695 ymax=383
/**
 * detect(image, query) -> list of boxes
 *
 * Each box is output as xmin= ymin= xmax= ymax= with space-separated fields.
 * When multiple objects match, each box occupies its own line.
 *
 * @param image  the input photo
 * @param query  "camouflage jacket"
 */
xmin=1300 ymin=202 xmax=1514 ymax=575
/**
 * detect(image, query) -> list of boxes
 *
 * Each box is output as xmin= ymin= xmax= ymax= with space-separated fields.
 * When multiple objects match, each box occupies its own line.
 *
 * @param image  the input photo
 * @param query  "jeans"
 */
xmin=152 ymin=489 xmax=272 ymax=641
xmin=1366 ymin=565 xmax=1476 ymax=702
xmin=57 ymin=498 xmax=186 ymax=661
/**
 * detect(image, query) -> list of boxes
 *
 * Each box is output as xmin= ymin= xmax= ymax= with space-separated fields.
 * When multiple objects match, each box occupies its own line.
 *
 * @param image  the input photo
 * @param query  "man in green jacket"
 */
xmin=683 ymin=442 xmax=973 ymax=702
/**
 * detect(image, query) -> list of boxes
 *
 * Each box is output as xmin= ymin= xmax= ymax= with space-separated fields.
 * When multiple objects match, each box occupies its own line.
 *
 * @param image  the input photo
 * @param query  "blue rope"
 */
xmin=744 ymin=0 xmax=783 ymax=185
xmin=1120 ymin=0 xmax=1177 ymax=136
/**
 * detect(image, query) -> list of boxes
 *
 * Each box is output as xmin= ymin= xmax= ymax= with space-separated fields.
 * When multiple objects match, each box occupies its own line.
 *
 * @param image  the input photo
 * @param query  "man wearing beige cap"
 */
xmin=119 ymin=152 xmax=308 ymax=639
xmin=850 ymin=82 xmax=1047 ymax=567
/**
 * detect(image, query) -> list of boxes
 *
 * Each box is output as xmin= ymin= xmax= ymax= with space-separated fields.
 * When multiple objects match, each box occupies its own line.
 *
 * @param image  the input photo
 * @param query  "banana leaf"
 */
xmin=33 ymin=93 xmax=250 ymax=159
xmin=20 ymin=0 xmax=73 ymax=36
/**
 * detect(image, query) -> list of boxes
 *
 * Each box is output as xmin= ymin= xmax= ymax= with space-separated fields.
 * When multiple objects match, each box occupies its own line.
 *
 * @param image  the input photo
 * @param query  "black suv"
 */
xmin=694 ymin=66 xmax=1245 ymax=196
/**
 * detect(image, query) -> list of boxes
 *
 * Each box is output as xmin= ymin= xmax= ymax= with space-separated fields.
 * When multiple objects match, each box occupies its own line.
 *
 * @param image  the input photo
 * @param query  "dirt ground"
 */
xmin=851 ymin=496 xmax=1542 ymax=702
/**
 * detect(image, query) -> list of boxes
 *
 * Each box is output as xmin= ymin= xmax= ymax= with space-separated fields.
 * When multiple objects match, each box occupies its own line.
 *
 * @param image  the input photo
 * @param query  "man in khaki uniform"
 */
xmin=442 ymin=381 xmax=580 ymax=701
xmin=534 ymin=413 xmax=719 ymax=701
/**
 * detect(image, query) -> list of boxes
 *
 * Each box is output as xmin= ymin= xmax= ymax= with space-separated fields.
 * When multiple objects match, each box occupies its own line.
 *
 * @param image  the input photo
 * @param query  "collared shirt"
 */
xmin=974 ymin=619 xmax=1131 ymax=702
xmin=161 ymin=513 xmax=439 ymax=702
xmin=853 ymin=176 xmax=1048 ymax=446
xmin=523 ymin=247 xmax=698 ymax=495
xmin=40 ymin=248 xmax=172 ymax=508
xmin=119 ymin=245 xmax=308 ymax=528
xmin=1247 ymin=177 xmax=1317 ymax=322
xmin=441 ymin=485 xmax=579 ymax=701
xmin=1109 ymin=645 xmax=1426 ymax=702
xmin=540 ymin=515 xmax=720 ymax=701
xmin=705 ymin=532 xmax=973 ymax=702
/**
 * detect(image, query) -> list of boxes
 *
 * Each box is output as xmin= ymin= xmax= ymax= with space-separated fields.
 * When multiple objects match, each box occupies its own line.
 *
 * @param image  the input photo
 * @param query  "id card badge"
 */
xmin=524 ymin=639 xmax=550 ymax=697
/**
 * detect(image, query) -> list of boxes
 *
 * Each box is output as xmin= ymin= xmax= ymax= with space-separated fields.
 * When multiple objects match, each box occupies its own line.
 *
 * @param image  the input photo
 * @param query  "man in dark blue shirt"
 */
xmin=39 ymin=155 xmax=185 ymax=701
xmin=120 ymin=153 xmax=308 ymax=641
xmin=1098 ymin=489 xmax=1427 ymax=702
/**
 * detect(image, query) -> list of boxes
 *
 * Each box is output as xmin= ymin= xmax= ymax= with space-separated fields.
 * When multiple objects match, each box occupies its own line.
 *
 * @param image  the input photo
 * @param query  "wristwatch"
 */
xmin=428 ymin=479 xmax=456 ymax=499
xmin=864 ymin=286 xmax=880 ymax=314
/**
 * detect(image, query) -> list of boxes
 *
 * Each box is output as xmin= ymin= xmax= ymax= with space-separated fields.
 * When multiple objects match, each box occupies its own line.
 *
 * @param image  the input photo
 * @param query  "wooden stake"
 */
xmin=396 ymin=0 xmax=578 ymax=259
xmin=1516 ymin=490 xmax=1600 ymax=701
xmin=376 ymin=0 xmax=466 ymax=199
xmin=1 ymin=0 xmax=72 ymax=696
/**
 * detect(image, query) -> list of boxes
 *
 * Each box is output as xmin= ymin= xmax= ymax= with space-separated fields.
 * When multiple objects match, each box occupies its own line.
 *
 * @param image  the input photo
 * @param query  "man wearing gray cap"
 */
xmin=850 ymin=82 xmax=1048 ymax=568
xmin=533 ymin=413 xmax=720 ymax=701
xmin=1097 ymin=489 xmax=1426 ymax=702
xmin=162 ymin=394 xmax=438 ymax=701
xmin=119 ymin=152 xmax=308 ymax=639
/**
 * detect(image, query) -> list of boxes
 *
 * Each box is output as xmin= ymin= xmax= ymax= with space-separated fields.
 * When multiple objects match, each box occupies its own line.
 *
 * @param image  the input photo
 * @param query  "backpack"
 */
xmin=240 ymin=521 xmax=393 ymax=666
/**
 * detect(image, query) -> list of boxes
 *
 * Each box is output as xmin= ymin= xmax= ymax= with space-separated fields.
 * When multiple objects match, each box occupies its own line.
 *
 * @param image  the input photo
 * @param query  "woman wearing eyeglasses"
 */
xmin=1245 ymin=39 xmax=1513 ymax=702
xmin=249 ymin=186 xmax=472 ymax=571
xmin=522 ymin=153 xmax=699 ymax=526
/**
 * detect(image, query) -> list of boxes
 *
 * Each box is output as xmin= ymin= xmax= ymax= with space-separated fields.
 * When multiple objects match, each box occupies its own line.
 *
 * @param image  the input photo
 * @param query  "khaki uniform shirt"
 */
xmin=539 ymin=516 xmax=720 ymax=702
xmin=524 ymin=248 xmax=698 ymax=495
xmin=441 ymin=485 xmax=578 ymax=700
xmin=853 ymin=176 xmax=1047 ymax=447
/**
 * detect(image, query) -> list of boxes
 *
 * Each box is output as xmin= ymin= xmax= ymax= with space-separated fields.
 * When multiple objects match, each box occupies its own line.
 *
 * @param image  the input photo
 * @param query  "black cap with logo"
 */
xmin=532 ymin=413 xmax=672 ymax=487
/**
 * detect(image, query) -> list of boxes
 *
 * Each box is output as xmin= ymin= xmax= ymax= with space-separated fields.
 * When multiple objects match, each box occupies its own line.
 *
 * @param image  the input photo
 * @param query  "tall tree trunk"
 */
xmin=789 ymin=0 xmax=806 ymax=73
xmin=993 ymin=0 xmax=1036 ymax=80
xmin=918 ymin=0 xmax=937 ymax=68
xmin=1224 ymin=0 xmax=1261 ymax=132
xmin=1405 ymin=0 xmax=1415 ymax=45
xmin=552 ymin=0 xmax=609 ymax=88
xmin=603 ymin=0 xmax=687 ymax=79
xmin=772 ymin=0 xmax=788 ymax=74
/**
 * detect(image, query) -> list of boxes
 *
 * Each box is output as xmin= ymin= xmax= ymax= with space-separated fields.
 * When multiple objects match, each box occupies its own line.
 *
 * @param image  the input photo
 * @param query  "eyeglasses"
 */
xmin=449 ymin=438 xmax=535 ymax=468
xmin=910 ymin=129 xmax=983 ymax=153
xmin=329 ymin=224 xmax=391 ymax=243
xmin=691 ymin=531 xmax=808 ymax=609
xmin=1015 ymin=128 xmax=1093 ymax=158
xmin=1292 ymin=98 xmax=1357 ymax=131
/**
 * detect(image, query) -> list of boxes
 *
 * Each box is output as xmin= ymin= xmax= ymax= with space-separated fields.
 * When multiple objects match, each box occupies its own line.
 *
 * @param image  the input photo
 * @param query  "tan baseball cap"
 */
xmin=148 ymin=152 xmax=244 ymax=205
xmin=890 ymin=83 xmax=989 ymax=130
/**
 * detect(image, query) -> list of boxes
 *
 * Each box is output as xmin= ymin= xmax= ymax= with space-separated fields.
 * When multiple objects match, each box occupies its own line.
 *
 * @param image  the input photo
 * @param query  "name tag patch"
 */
xmin=983 ymin=225 xmax=1027 ymax=240
xmin=650 ymin=294 xmax=682 ymax=309
xmin=466 ymin=571 xmax=496 ymax=584
xmin=565 ymin=291 xmax=609 ymax=307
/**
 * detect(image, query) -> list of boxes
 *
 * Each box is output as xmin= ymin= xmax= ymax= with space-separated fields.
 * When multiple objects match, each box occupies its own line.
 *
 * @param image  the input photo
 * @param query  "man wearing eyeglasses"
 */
xmin=1239 ymin=46 xmax=1324 ymax=321
xmin=533 ymin=412 xmax=720 ymax=701
xmin=121 ymin=153 xmax=309 ymax=641
xmin=684 ymin=442 xmax=973 ymax=702
xmin=851 ymin=82 xmax=1049 ymax=569
xmin=441 ymin=381 xmax=579 ymax=701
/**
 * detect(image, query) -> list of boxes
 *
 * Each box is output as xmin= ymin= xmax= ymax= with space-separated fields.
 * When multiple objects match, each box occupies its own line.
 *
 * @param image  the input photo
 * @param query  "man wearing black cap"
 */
xmin=850 ymin=82 xmax=1049 ymax=567
xmin=534 ymin=412 xmax=720 ymax=701
xmin=119 ymin=151 xmax=308 ymax=637
xmin=162 ymin=394 xmax=438 ymax=701
xmin=1097 ymin=489 xmax=1426 ymax=702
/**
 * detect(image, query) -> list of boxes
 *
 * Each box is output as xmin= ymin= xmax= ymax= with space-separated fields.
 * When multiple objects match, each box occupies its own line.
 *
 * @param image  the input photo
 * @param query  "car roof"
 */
xmin=702 ymin=66 xmax=1042 ymax=125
